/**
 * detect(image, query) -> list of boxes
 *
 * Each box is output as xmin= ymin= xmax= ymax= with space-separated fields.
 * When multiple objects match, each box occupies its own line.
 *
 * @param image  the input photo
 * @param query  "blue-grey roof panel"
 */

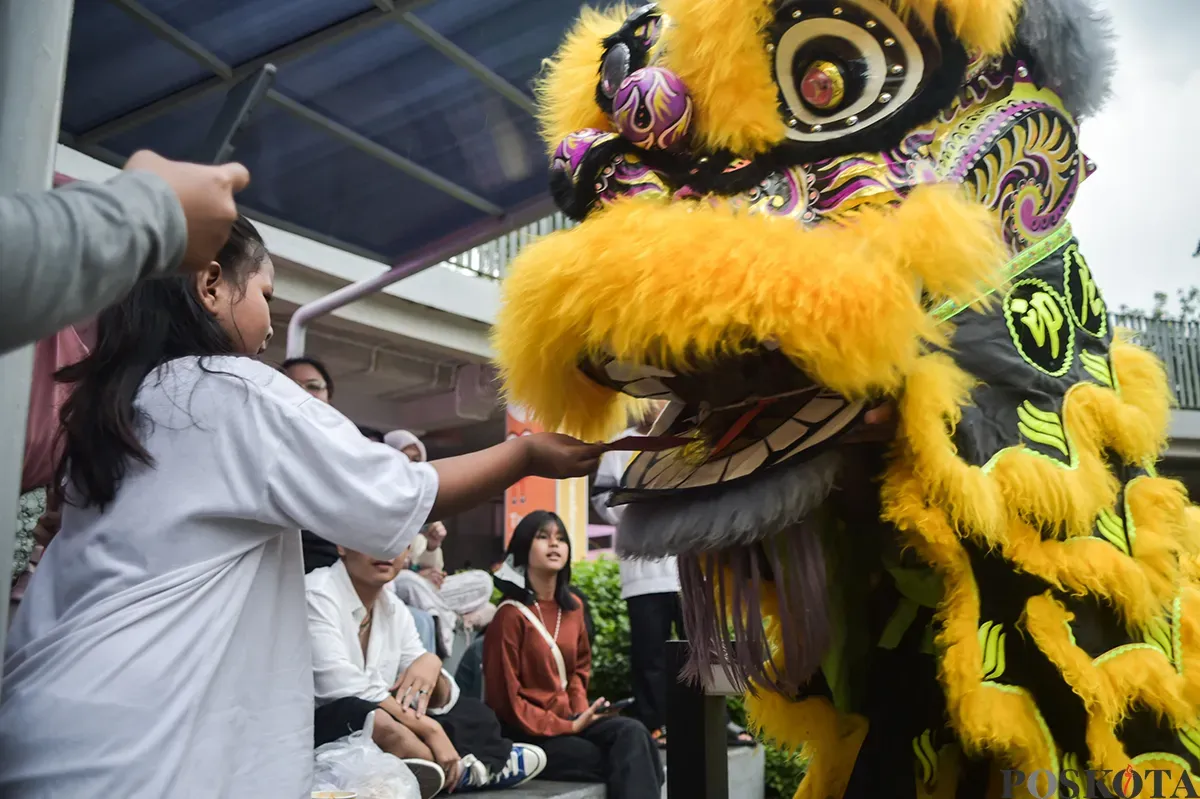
xmin=98 ymin=92 xmax=492 ymax=258
xmin=143 ymin=0 xmax=376 ymax=67
xmin=61 ymin=0 xmax=613 ymax=262
xmin=62 ymin=2 xmax=214 ymax=132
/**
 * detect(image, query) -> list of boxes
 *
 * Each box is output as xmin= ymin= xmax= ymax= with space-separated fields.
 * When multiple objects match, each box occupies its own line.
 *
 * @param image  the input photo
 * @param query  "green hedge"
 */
xmin=571 ymin=557 xmax=807 ymax=799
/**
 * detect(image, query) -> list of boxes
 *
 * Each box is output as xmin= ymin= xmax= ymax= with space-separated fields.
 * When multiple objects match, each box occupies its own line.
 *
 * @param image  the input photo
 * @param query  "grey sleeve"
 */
xmin=0 ymin=170 xmax=187 ymax=354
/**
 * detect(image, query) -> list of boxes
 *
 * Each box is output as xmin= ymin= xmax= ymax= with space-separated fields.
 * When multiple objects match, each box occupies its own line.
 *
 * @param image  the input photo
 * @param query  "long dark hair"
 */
xmin=499 ymin=510 xmax=579 ymax=610
xmin=55 ymin=216 xmax=268 ymax=509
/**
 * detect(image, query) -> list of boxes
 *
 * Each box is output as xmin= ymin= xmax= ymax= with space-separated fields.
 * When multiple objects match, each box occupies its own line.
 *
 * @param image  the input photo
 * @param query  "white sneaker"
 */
xmin=401 ymin=758 xmax=445 ymax=799
xmin=486 ymin=744 xmax=547 ymax=789
xmin=452 ymin=754 xmax=490 ymax=791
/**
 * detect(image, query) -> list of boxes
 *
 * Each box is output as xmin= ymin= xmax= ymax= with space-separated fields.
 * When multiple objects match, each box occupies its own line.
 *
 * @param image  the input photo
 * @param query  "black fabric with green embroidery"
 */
xmin=937 ymin=236 xmax=1197 ymax=783
xmin=949 ymin=236 xmax=1112 ymax=470
xmin=815 ymin=237 xmax=1195 ymax=796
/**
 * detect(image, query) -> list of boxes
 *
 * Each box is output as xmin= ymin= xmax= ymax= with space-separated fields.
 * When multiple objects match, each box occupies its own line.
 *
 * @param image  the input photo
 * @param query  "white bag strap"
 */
xmin=500 ymin=599 xmax=568 ymax=691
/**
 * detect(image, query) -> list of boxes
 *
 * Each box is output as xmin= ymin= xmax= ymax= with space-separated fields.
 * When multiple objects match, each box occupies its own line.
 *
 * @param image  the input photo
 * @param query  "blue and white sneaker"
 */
xmin=486 ymin=744 xmax=547 ymax=789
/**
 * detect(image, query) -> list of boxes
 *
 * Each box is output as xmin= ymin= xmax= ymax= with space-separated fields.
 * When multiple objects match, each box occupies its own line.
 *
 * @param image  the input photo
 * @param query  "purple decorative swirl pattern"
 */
xmin=551 ymin=129 xmax=621 ymax=183
xmin=594 ymin=153 xmax=668 ymax=204
xmin=805 ymin=135 xmax=939 ymax=216
xmin=611 ymin=67 xmax=694 ymax=151
xmin=954 ymin=104 xmax=1083 ymax=252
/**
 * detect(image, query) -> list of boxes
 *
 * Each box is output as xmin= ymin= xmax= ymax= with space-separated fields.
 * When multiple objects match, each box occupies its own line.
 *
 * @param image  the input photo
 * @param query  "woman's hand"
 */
xmin=523 ymin=433 xmax=605 ymax=480
xmin=570 ymin=698 xmax=609 ymax=733
xmin=843 ymin=401 xmax=898 ymax=444
xmin=419 ymin=567 xmax=446 ymax=588
xmin=391 ymin=654 xmax=443 ymax=717
xmin=424 ymin=522 xmax=448 ymax=551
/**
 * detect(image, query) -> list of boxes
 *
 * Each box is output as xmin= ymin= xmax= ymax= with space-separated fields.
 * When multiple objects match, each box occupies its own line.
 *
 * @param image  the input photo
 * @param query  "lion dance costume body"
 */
xmin=492 ymin=1 xmax=1200 ymax=796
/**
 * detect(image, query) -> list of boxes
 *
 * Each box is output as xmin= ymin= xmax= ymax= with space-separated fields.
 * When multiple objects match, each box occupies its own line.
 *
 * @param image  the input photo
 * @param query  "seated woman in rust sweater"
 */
xmin=483 ymin=511 xmax=664 ymax=798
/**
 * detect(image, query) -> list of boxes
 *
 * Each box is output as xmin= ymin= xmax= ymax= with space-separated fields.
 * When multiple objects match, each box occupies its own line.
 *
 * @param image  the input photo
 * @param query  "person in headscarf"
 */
xmin=385 ymin=430 xmax=497 ymax=653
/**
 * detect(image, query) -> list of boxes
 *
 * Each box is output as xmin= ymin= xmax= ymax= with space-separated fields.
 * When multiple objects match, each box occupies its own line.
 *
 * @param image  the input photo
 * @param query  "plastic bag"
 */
xmin=312 ymin=711 xmax=421 ymax=799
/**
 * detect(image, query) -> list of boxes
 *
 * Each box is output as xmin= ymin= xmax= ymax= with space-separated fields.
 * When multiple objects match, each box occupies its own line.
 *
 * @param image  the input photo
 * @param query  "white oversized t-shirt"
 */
xmin=0 ymin=356 xmax=438 ymax=799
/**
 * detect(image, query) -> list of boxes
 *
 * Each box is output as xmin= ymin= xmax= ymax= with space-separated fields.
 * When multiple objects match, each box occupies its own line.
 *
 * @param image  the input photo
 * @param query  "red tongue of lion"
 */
xmin=603 ymin=399 xmax=774 ymax=455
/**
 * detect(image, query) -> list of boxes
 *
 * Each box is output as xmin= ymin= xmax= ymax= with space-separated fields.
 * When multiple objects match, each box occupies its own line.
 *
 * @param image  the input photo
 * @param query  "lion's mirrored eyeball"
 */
xmin=772 ymin=0 xmax=938 ymax=144
xmin=610 ymin=66 xmax=694 ymax=151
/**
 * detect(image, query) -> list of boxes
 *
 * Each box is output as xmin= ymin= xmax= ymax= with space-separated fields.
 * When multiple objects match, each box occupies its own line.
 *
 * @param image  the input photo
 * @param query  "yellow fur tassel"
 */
xmin=882 ymin=471 xmax=1057 ymax=778
xmin=892 ymin=0 xmax=1023 ymax=56
xmin=655 ymin=0 xmax=787 ymax=155
xmin=744 ymin=693 xmax=867 ymax=799
xmin=492 ymin=185 xmax=1005 ymax=441
xmin=1021 ymin=592 xmax=1200 ymax=777
xmin=534 ymin=5 xmax=628 ymax=151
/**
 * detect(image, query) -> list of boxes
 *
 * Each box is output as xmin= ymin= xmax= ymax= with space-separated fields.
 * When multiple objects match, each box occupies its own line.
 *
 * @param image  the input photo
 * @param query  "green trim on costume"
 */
xmin=1180 ymin=726 xmax=1200 ymax=763
xmin=1016 ymin=401 xmax=1070 ymax=458
xmin=1079 ymin=349 xmax=1114 ymax=387
xmin=931 ymin=223 xmax=1075 ymax=322
xmin=1124 ymin=475 xmax=1145 ymax=555
xmin=1144 ymin=615 xmax=1175 ymax=662
xmin=1130 ymin=752 xmax=1195 ymax=777
xmin=979 ymin=621 xmax=1008 ymax=680
xmin=980 ymin=681 xmax=1062 ymax=777
xmin=887 ymin=564 xmax=945 ymax=609
xmin=879 ymin=598 xmax=920 ymax=650
xmin=1092 ymin=642 xmax=1159 ymax=668
xmin=1062 ymin=243 xmax=1108 ymax=339
xmin=1174 ymin=595 xmax=1184 ymax=676
xmin=913 ymin=729 xmax=938 ymax=790
xmin=1095 ymin=507 xmax=1131 ymax=556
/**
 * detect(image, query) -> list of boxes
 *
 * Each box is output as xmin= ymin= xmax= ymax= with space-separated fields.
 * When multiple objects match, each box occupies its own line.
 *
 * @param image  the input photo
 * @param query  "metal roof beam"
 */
xmin=109 ymin=0 xmax=232 ymax=79
xmin=393 ymin=12 xmax=537 ymax=116
xmin=92 ymin=0 xmax=497 ymax=214
xmin=265 ymin=90 xmax=501 ymax=215
xmin=80 ymin=0 xmax=431 ymax=145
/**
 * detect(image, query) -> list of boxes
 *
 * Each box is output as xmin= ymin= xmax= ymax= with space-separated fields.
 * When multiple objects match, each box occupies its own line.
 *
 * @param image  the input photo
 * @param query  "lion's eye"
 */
xmin=772 ymin=0 xmax=929 ymax=141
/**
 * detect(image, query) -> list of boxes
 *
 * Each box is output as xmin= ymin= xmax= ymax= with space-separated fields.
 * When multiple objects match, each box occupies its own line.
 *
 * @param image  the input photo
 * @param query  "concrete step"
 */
xmin=501 ymin=745 xmax=765 ymax=799
xmin=502 ymin=782 xmax=604 ymax=799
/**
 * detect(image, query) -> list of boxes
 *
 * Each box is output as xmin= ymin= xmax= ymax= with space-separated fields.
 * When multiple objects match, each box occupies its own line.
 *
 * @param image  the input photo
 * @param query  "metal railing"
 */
xmin=443 ymin=211 xmax=575 ymax=279
xmin=1112 ymin=314 xmax=1200 ymax=410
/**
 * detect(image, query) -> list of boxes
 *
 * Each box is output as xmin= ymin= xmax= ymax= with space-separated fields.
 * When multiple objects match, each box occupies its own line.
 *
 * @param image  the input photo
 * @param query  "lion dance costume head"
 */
xmin=493 ymin=1 xmax=1200 ymax=795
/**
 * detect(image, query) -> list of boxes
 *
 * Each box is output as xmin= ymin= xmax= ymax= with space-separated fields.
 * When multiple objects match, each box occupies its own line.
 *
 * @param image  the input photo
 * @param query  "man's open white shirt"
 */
xmin=307 ymin=560 xmax=459 ymax=713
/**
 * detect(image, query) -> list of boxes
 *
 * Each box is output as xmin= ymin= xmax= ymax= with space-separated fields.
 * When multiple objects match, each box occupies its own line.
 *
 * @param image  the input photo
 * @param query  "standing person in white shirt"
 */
xmin=593 ymin=403 xmax=757 ymax=749
xmin=0 ymin=216 xmax=603 ymax=799
xmin=308 ymin=547 xmax=546 ymax=797
xmin=591 ymin=402 xmax=682 ymax=746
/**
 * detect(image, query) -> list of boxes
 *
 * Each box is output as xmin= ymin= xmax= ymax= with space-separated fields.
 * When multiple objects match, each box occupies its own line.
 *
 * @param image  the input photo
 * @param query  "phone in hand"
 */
xmin=602 ymin=697 xmax=635 ymax=713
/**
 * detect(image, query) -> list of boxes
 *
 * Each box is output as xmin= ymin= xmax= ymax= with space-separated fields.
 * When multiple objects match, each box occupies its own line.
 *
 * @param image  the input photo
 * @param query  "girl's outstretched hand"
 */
xmin=523 ymin=433 xmax=606 ymax=479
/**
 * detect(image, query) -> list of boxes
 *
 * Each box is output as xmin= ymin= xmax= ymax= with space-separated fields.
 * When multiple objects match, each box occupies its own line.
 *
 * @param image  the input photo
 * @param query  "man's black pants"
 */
xmin=626 ymin=592 xmax=683 ymax=732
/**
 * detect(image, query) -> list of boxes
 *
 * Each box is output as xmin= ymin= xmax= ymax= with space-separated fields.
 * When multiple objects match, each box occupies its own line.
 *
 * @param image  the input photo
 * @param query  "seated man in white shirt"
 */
xmin=308 ymin=548 xmax=547 ymax=798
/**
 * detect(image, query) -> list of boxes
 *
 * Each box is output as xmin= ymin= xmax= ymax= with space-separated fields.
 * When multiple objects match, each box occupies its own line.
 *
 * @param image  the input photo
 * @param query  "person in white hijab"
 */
xmin=385 ymin=429 xmax=428 ymax=464
xmin=386 ymin=430 xmax=496 ymax=652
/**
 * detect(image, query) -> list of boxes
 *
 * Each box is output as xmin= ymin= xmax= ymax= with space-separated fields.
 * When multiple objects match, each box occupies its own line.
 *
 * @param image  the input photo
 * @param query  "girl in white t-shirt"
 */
xmin=0 ymin=216 xmax=602 ymax=799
